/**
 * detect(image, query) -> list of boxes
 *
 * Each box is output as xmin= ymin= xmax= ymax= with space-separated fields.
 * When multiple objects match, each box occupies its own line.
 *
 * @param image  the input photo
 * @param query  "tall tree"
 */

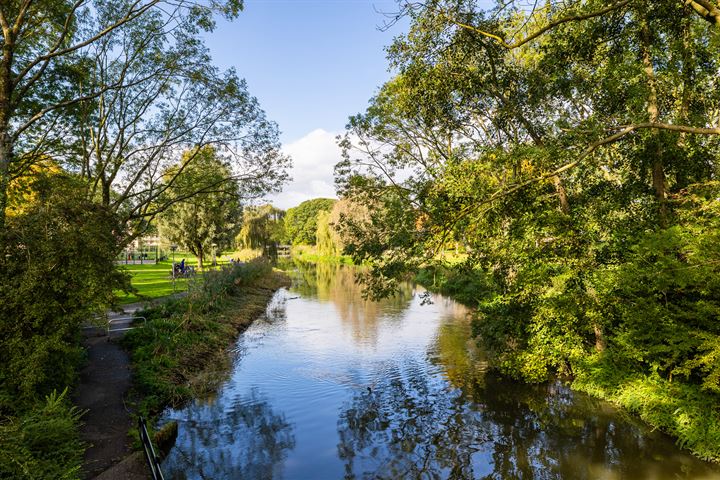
xmin=284 ymin=198 xmax=336 ymax=245
xmin=157 ymin=147 xmax=242 ymax=270
xmin=337 ymin=0 xmax=720 ymax=389
xmin=0 ymin=0 xmax=245 ymax=230
xmin=236 ymin=204 xmax=285 ymax=251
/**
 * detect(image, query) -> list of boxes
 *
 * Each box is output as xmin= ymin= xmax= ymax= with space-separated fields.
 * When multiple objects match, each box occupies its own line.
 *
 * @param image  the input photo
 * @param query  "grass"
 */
xmin=572 ymin=355 xmax=720 ymax=463
xmin=122 ymin=259 xmax=290 ymax=416
xmin=115 ymin=249 xmax=262 ymax=304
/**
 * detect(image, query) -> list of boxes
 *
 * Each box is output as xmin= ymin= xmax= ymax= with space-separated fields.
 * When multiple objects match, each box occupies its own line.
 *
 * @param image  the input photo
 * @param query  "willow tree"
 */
xmin=236 ymin=204 xmax=285 ymax=251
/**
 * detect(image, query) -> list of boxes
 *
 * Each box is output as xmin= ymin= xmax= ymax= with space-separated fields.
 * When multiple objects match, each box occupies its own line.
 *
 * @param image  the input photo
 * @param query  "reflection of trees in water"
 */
xmin=291 ymin=261 xmax=414 ymax=346
xmin=162 ymin=388 xmax=295 ymax=480
xmin=431 ymin=321 xmax=488 ymax=397
xmin=337 ymin=361 xmax=491 ymax=480
xmin=337 ymin=359 xmax=717 ymax=480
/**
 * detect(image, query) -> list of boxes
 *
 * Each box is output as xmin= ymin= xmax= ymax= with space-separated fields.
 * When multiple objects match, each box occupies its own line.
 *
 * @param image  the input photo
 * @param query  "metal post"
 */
xmin=171 ymin=245 xmax=177 ymax=293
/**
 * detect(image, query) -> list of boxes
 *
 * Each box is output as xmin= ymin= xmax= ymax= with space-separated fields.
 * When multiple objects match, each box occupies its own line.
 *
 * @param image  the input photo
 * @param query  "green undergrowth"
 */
xmin=0 ymin=389 xmax=84 ymax=479
xmin=416 ymin=264 xmax=720 ymax=463
xmin=572 ymin=354 xmax=720 ymax=463
xmin=122 ymin=259 xmax=290 ymax=417
xmin=415 ymin=263 xmax=491 ymax=307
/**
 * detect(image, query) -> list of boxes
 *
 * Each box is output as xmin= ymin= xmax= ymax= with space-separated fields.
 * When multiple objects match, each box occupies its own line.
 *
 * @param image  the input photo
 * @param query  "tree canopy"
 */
xmin=0 ymin=0 xmax=289 ymax=237
xmin=157 ymin=147 xmax=243 ymax=270
xmin=336 ymin=0 xmax=720 ymax=459
xmin=284 ymin=198 xmax=337 ymax=245
xmin=236 ymin=204 xmax=285 ymax=250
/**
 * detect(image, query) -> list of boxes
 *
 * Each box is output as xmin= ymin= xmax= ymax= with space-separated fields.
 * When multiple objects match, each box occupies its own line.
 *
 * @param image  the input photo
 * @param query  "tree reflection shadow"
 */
xmin=337 ymin=358 xmax=719 ymax=480
xmin=162 ymin=388 xmax=295 ymax=480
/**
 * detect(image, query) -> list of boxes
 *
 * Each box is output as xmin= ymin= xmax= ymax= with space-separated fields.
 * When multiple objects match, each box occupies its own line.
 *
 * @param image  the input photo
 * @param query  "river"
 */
xmin=159 ymin=262 xmax=720 ymax=479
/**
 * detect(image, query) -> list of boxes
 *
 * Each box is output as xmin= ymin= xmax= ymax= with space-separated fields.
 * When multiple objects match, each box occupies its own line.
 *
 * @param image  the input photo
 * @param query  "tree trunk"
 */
xmin=594 ymin=323 xmax=606 ymax=352
xmin=0 ymin=35 xmax=13 ymax=231
xmin=0 ymin=131 xmax=10 ymax=230
xmin=551 ymin=175 xmax=570 ymax=214
xmin=196 ymin=245 xmax=204 ymax=271
xmin=640 ymin=17 xmax=668 ymax=227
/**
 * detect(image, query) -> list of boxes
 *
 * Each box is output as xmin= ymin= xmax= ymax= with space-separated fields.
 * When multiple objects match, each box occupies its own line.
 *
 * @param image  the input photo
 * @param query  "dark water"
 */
xmin=160 ymin=263 xmax=720 ymax=479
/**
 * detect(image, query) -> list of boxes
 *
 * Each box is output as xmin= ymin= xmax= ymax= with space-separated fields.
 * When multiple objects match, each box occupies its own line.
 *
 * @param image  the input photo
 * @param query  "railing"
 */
xmin=106 ymin=316 xmax=146 ymax=337
xmin=139 ymin=416 xmax=165 ymax=480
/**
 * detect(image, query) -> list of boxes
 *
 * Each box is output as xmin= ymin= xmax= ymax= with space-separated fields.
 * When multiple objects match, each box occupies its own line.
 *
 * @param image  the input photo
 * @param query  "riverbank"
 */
xmin=416 ymin=263 xmax=720 ymax=464
xmin=122 ymin=259 xmax=290 ymax=418
xmin=282 ymin=255 xmax=720 ymax=464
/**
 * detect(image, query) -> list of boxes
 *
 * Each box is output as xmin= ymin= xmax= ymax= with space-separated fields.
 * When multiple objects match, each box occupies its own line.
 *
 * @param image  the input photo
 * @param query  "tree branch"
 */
xmin=445 ymin=0 xmax=633 ymax=49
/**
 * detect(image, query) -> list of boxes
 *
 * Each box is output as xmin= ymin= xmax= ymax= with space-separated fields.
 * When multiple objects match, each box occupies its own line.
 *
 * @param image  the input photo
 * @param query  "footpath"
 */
xmin=74 ymin=295 xmax=183 ymax=479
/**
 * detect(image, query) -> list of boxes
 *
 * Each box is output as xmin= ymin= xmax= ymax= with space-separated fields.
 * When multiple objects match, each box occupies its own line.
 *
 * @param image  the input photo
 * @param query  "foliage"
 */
xmin=0 ymin=0 xmax=276 ymax=232
xmin=0 ymin=389 xmax=84 ymax=480
xmin=0 ymin=173 xmax=129 ymax=408
xmin=291 ymin=244 xmax=354 ymax=265
xmin=315 ymin=210 xmax=341 ymax=257
xmin=157 ymin=147 xmax=242 ymax=270
xmin=284 ymin=198 xmax=336 ymax=245
xmin=573 ymin=355 xmax=720 ymax=462
xmin=236 ymin=204 xmax=285 ymax=250
xmin=336 ymin=0 xmax=720 ymax=461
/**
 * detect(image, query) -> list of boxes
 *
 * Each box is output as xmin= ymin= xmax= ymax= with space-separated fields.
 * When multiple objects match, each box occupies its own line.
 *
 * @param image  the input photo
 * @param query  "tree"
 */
xmin=157 ymin=147 xmax=242 ymax=270
xmin=236 ymin=204 xmax=285 ymax=250
xmin=337 ymin=0 xmax=720 ymax=387
xmin=284 ymin=198 xmax=336 ymax=245
xmin=0 ymin=170 xmax=129 ymax=407
xmin=72 ymin=1 xmax=289 ymax=238
xmin=0 ymin=0 xmax=246 ymax=230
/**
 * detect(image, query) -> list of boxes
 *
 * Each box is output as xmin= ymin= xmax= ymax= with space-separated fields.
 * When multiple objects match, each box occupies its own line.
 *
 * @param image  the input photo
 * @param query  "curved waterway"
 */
xmin=160 ymin=262 xmax=720 ymax=479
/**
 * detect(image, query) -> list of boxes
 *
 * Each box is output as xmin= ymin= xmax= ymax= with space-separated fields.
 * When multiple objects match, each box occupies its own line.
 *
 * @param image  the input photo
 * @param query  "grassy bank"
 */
xmin=415 ymin=264 xmax=720 ymax=463
xmin=572 ymin=356 xmax=720 ymax=462
xmin=122 ymin=259 xmax=290 ymax=417
xmin=116 ymin=249 xmax=262 ymax=304
xmin=290 ymin=245 xmax=353 ymax=265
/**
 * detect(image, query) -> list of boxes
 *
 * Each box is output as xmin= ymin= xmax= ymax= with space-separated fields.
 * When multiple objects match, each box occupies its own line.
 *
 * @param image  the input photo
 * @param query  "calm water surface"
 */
xmin=160 ymin=263 xmax=720 ymax=479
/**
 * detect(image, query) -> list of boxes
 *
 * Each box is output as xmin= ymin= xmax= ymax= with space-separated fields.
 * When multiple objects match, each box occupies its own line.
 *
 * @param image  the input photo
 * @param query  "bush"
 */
xmin=0 ymin=174 xmax=129 ymax=410
xmin=0 ymin=389 xmax=84 ymax=479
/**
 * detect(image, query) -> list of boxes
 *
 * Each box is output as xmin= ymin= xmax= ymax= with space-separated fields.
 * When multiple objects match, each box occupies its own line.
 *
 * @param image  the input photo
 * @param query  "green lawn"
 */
xmin=116 ymin=250 xmax=262 ymax=304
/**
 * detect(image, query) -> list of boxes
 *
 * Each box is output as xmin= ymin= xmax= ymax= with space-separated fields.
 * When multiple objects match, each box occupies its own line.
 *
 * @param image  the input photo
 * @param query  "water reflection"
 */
xmin=161 ymin=388 xmax=295 ymax=480
xmin=338 ymin=322 xmax=720 ymax=480
xmin=161 ymin=263 xmax=720 ymax=480
xmin=290 ymin=260 xmax=414 ymax=347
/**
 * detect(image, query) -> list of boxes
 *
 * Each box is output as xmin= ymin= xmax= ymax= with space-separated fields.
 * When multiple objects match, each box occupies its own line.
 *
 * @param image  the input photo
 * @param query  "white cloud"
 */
xmin=266 ymin=128 xmax=341 ymax=210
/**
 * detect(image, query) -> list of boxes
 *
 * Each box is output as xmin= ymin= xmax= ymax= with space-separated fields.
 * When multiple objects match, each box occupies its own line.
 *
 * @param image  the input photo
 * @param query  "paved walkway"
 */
xmin=75 ymin=304 xmax=144 ymax=479
xmin=74 ymin=297 xmax=182 ymax=479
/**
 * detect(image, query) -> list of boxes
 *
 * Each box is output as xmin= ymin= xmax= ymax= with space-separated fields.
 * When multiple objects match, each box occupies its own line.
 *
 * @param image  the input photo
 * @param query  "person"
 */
xmin=179 ymin=258 xmax=186 ymax=274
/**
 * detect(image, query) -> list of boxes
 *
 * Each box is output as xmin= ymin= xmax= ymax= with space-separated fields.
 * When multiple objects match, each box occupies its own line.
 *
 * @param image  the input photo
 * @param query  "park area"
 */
xmin=116 ymin=250 xmax=261 ymax=304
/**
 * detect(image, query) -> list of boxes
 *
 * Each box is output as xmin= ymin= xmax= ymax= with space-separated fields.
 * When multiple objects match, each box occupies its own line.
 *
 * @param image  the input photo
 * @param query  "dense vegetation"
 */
xmin=0 ymin=1 xmax=288 ymax=477
xmin=335 ymin=0 xmax=720 ymax=461
xmin=157 ymin=147 xmax=243 ymax=270
xmin=284 ymin=198 xmax=336 ymax=245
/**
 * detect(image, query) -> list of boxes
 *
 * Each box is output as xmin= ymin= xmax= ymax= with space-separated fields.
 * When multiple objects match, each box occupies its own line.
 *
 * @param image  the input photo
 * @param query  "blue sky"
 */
xmin=205 ymin=0 xmax=406 ymax=144
xmin=202 ymin=0 xmax=408 ymax=208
